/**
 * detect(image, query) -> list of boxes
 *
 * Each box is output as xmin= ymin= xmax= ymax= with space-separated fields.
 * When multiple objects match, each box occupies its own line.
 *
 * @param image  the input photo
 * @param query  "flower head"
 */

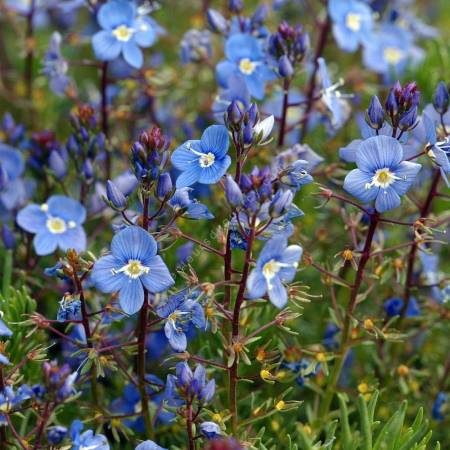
xmin=42 ymin=31 xmax=70 ymax=96
xmin=91 ymin=226 xmax=174 ymax=315
xmin=92 ymin=0 xmax=158 ymax=69
xmin=246 ymin=235 xmax=302 ymax=308
xmin=343 ymin=135 xmax=421 ymax=213
xmin=156 ymin=290 xmax=206 ymax=352
xmin=17 ymin=195 xmax=87 ymax=255
xmin=135 ymin=441 xmax=168 ymax=450
xmin=329 ymin=0 xmax=373 ymax=52
xmin=70 ymin=419 xmax=109 ymax=450
xmin=216 ymin=33 xmax=275 ymax=100
xmin=168 ymin=188 xmax=214 ymax=219
xmin=384 ymin=297 xmax=420 ymax=318
xmin=171 ymin=125 xmax=231 ymax=188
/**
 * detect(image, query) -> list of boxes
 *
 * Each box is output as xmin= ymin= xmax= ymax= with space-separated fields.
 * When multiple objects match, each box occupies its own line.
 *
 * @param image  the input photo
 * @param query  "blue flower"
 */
xmin=384 ymin=297 xmax=420 ymax=318
xmin=0 ymin=315 xmax=12 ymax=337
xmin=156 ymin=290 xmax=206 ymax=352
xmin=168 ymin=188 xmax=214 ymax=219
xmin=47 ymin=426 xmax=68 ymax=445
xmin=0 ymin=385 xmax=34 ymax=424
xmin=246 ymin=235 xmax=302 ymax=308
xmin=17 ymin=195 xmax=87 ymax=255
xmin=328 ymin=0 xmax=373 ymax=52
xmin=91 ymin=226 xmax=174 ymax=315
xmin=171 ymin=125 xmax=231 ymax=188
xmin=362 ymin=25 xmax=422 ymax=76
xmin=57 ymin=294 xmax=81 ymax=322
xmin=42 ymin=32 xmax=70 ymax=96
xmin=136 ymin=441 xmax=168 ymax=450
xmin=180 ymin=29 xmax=212 ymax=64
xmin=92 ymin=0 xmax=157 ymax=69
xmin=216 ymin=33 xmax=275 ymax=100
xmin=343 ymin=135 xmax=421 ymax=213
xmin=282 ymin=358 xmax=318 ymax=387
xmin=432 ymin=392 xmax=447 ymax=421
xmin=200 ymin=421 xmax=221 ymax=439
xmin=70 ymin=420 xmax=109 ymax=450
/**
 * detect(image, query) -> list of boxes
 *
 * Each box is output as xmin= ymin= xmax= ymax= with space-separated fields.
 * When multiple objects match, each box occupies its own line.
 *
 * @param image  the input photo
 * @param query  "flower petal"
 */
xmin=57 ymin=227 xmax=87 ymax=253
xmin=175 ymin=168 xmax=201 ymax=188
xmin=278 ymin=244 xmax=302 ymax=281
xmin=123 ymin=40 xmax=143 ymax=69
xmin=140 ymin=255 xmax=174 ymax=293
xmin=17 ymin=204 xmax=47 ymax=233
xmin=91 ymin=254 xmax=126 ymax=293
xmin=225 ymin=33 xmax=262 ymax=62
xmin=267 ymin=277 xmax=288 ymax=308
xmin=197 ymin=155 xmax=231 ymax=185
xmin=133 ymin=17 xmax=156 ymax=47
xmin=111 ymin=226 xmax=157 ymax=262
xmin=97 ymin=0 xmax=135 ymax=29
xmin=356 ymin=135 xmax=403 ymax=172
xmin=246 ymin=269 xmax=267 ymax=299
xmin=33 ymin=231 xmax=58 ymax=255
xmin=92 ymin=30 xmax=122 ymax=61
xmin=343 ymin=168 xmax=379 ymax=203
xmin=391 ymin=161 xmax=422 ymax=195
xmin=171 ymin=141 xmax=201 ymax=168
xmin=216 ymin=61 xmax=238 ymax=88
xmin=119 ymin=278 xmax=144 ymax=315
xmin=375 ymin=186 xmax=401 ymax=213
xmin=164 ymin=322 xmax=187 ymax=352
xmin=200 ymin=125 xmax=229 ymax=157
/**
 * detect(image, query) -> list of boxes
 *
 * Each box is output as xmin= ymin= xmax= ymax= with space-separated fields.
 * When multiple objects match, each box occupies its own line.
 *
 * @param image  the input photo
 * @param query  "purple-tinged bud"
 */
xmin=66 ymin=134 xmax=79 ymax=154
xmin=96 ymin=132 xmax=106 ymax=151
xmin=367 ymin=96 xmax=385 ymax=129
xmin=106 ymin=180 xmax=127 ymax=209
xmin=228 ymin=0 xmax=243 ymax=13
xmin=243 ymin=122 xmax=253 ymax=145
xmin=278 ymin=55 xmax=294 ymax=78
xmin=240 ymin=174 xmax=252 ymax=191
xmin=399 ymin=106 xmax=418 ymax=131
xmin=49 ymin=150 xmax=67 ymax=179
xmin=207 ymin=9 xmax=228 ymax=34
xmin=225 ymin=175 xmax=243 ymax=207
xmin=251 ymin=4 xmax=269 ymax=26
xmin=79 ymin=126 xmax=89 ymax=142
xmin=1 ymin=224 xmax=15 ymax=249
xmin=385 ymin=89 xmax=398 ymax=117
xmin=82 ymin=159 xmax=94 ymax=181
xmin=246 ymin=103 xmax=259 ymax=126
xmin=259 ymin=179 xmax=273 ymax=200
xmin=243 ymin=191 xmax=258 ymax=213
xmin=227 ymin=100 xmax=243 ymax=126
xmin=156 ymin=172 xmax=173 ymax=200
xmin=433 ymin=81 xmax=449 ymax=115
xmin=269 ymin=189 xmax=293 ymax=217
xmin=2 ymin=113 xmax=14 ymax=131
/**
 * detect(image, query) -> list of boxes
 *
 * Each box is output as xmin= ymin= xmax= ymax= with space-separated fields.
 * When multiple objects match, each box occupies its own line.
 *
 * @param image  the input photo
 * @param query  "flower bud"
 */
xmin=49 ymin=150 xmax=67 ymax=179
xmin=366 ymin=95 xmax=385 ymax=129
xmin=207 ymin=9 xmax=228 ymax=33
xmin=278 ymin=55 xmax=293 ymax=78
xmin=251 ymin=4 xmax=269 ymax=26
xmin=433 ymin=81 xmax=449 ymax=115
xmin=399 ymin=106 xmax=418 ymax=131
xmin=246 ymin=103 xmax=259 ymax=126
xmin=82 ymin=159 xmax=94 ymax=181
xmin=1 ymin=224 xmax=15 ymax=249
xmin=243 ymin=122 xmax=253 ymax=145
xmin=106 ymin=180 xmax=127 ymax=210
xmin=224 ymin=175 xmax=243 ymax=207
xmin=228 ymin=0 xmax=243 ymax=13
xmin=385 ymin=89 xmax=398 ymax=117
xmin=226 ymin=100 xmax=243 ymax=126
xmin=156 ymin=172 xmax=173 ymax=200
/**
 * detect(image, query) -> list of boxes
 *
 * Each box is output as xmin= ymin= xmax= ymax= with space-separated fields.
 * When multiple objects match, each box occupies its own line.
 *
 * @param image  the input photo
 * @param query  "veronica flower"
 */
xmin=343 ymin=135 xmax=421 ymax=213
xmin=200 ymin=421 xmax=221 ymax=439
xmin=246 ymin=235 xmax=302 ymax=308
xmin=180 ymin=29 xmax=212 ymax=64
xmin=42 ymin=31 xmax=70 ymax=96
xmin=328 ymin=0 xmax=373 ymax=52
xmin=47 ymin=426 xmax=68 ymax=445
xmin=70 ymin=420 xmax=109 ymax=450
xmin=156 ymin=290 xmax=205 ymax=352
xmin=0 ymin=316 xmax=12 ymax=337
xmin=92 ymin=0 xmax=157 ymax=69
xmin=0 ymin=143 xmax=26 ymax=211
xmin=91 ymin=226 xmax=174 ymax=315
xmin=171 ymin=125 xmax=231 ymax=188
xmin=17 ymin=195 xmax=86 ymax=255
xmin=318 ymin=58 xmax=351 ymax=129
xmin=362 ymin=25 xmax=422 ymax=76
xmin=216 ymin=33 xmax=275 ymax=100
xmin=0 ymin=385 xmax=34 ymax=424
xmin=432 ymin=392 xmax=447 ymax=421
xmin=168 ymin=188 xmax=214 ymax=219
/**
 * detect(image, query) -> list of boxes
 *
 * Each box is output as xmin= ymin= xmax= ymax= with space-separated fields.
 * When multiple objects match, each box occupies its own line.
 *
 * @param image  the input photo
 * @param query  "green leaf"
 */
xmin=358 ymin=394 xmax=373 ymax=450
xmin=338 ymin=394 xmax=353 ymax=450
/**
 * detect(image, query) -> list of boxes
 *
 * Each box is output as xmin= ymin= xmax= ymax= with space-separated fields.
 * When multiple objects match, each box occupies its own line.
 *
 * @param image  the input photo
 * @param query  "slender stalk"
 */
xmin=136 ymin=194 xmax=153 ymax=438
xmin=229 ymin=216 xmax=256 ymax=434
xmin=32 ymin=401 xmax=51 ymax=449
xmin=299 ymin=16 xmax=330 ymax=142
xmin=100 ymin=62 xmax=111 ymax=180
xmin=278 ymin=78 xmax=290 ymax=147
xmin=319 ymin=212 xmax=379 ymax=417
xmin=24 ymin=0 xmax=36 ymax=108
xmin=186 ymin=401 xmax=195 ymax=450
xmin=400 ymin=170 xmax=440 ymax=320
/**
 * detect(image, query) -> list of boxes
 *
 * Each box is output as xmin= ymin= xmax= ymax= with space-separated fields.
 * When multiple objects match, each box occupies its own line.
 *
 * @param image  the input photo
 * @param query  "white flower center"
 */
xmin=199 ymin=152 xmax=215 ymax=168
xmin=111 ymin=259 xmax=150 ymax=279
xmin=346 ymin=13 xmax=362 ymax=31
xmin=112 ymin=25 xmax=134 ymax=42
xmin=262 ymin=259 xmax=298 ymax=291
xmin=46 ymin=217 xmax=67 ymax=234
xmin=239 ymin=58 xmax=257 ymax=75
xmin=365 ymin=168 xmax=400 ymax=190
xmin=383 ymin=47 xmax=403 ymax=65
